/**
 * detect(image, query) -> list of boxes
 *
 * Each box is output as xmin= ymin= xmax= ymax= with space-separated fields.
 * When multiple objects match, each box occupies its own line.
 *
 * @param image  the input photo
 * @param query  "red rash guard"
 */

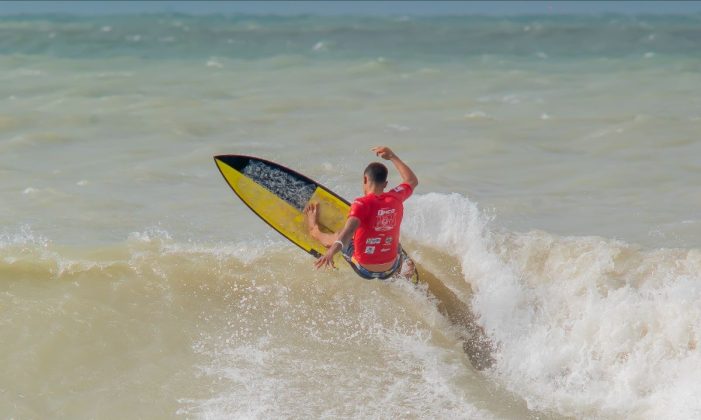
xmin=348 ymin=183 xmax=413 ymax=265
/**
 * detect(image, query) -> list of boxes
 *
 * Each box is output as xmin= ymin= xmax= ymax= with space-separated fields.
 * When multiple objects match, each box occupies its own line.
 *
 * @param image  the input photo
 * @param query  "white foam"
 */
xmin=182 ymin=288 xmax=494 ymax=419
xmin=0 ymin=225 xmax=49 ymax=249
xmin=402 ymin=193 xmax=701 ymax=418
xmin=126 ymin=228 xmax=280 ymax=266
xmin=464 ymin=110 xmax=491 ymax=120
xmin=0 ymin=226 xmax=105 ymax=278
xmin=128 ymin=228 xmax=173 ymax=243
xmin=206 ymin=58 xmax=223 ymax=68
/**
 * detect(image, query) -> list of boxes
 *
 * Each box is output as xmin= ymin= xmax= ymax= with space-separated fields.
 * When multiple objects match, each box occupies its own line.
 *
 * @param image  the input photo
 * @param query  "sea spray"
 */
xmin=404 ymin=192 xmax=701 ymax=418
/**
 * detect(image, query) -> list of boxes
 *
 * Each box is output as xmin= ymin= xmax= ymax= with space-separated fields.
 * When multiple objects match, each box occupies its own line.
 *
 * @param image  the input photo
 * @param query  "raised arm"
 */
xmin=371 ymin=146 xmax=418 ymax=190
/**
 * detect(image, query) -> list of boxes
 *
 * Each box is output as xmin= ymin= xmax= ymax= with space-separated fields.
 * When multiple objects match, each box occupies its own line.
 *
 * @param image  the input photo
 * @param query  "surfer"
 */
xmin=305 ymin=146 xmax=418 ymax=280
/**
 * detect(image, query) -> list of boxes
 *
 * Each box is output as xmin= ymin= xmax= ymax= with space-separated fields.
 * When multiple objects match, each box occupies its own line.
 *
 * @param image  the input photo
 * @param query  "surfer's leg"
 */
xmin=304 ymin=202 xmax=337 ymax=247
xmin=395 ymin=248 xmax=416 ymax=281
xmin=401 ymin=257 xmax=416 ymax=279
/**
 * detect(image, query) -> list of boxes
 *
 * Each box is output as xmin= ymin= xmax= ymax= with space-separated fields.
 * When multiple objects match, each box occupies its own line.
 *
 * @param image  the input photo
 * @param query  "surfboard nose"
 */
xmin=214 ymin=155 xmax=250 ymax=171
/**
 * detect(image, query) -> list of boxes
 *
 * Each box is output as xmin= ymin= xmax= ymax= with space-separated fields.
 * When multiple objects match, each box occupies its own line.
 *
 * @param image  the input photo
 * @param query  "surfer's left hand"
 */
xmin=371 ymin=146 xmax=396 ymax=160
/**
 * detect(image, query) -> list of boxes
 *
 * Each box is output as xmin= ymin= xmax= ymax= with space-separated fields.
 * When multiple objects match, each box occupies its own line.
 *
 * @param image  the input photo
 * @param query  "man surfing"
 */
xmin=305 ymin=146 xmax=418 ymax=280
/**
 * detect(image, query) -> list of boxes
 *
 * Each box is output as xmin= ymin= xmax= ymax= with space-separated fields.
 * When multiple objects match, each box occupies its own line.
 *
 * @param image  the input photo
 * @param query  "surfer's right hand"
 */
xmin=314 ymin=250 xmax=336 ymax=270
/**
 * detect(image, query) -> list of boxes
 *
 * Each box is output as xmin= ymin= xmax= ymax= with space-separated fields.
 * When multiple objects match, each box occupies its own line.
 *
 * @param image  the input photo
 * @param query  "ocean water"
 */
xmin=1 ymin=13 xmax=701 ymax=419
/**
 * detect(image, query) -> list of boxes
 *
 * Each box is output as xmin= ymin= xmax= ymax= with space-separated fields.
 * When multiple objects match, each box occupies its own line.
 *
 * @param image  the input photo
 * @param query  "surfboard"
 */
xmin=213 ymin=154 xmax=417 ymax=279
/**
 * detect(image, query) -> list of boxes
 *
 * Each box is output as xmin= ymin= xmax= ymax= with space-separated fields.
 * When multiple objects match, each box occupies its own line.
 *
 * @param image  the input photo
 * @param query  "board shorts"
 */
xmin=341 ymin=242 xmax=418 ymax=282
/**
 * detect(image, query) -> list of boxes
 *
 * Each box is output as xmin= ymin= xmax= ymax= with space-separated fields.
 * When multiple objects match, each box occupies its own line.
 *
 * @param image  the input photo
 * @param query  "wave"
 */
xmin=403 ymin=193 xmax=701 ymax=418
xmin=0 ymin=228 xmax=276 ymax=283
xmin=3 ymin=191 xmax=701 ymax=417
xmin=1 ymin=226 xmax=506 ymax=418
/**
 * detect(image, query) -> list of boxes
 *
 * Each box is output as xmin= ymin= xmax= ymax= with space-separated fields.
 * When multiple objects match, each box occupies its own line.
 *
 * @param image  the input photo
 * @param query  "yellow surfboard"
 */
xmin=214 ymin=154 xmax=416 ymax=278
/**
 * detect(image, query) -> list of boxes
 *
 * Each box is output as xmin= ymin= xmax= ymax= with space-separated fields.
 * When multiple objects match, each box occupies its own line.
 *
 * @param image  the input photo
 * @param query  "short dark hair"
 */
xmin=364 ymin=162 xmax=388 ymax=184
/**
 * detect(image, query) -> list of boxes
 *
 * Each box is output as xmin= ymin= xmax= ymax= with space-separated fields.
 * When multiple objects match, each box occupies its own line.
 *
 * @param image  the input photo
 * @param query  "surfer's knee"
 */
xmin=400 ymin=257 xmax=417 ymax=283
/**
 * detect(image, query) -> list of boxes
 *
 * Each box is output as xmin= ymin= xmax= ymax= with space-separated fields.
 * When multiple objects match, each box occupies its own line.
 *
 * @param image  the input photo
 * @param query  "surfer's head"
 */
xmin=363 ymin=162 xmax=388 ymax=193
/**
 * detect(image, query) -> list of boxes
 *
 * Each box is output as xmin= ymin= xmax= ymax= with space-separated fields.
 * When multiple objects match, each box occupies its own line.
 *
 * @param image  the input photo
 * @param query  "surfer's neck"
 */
xmin=364 ymin=184 xmax=385 ymax=196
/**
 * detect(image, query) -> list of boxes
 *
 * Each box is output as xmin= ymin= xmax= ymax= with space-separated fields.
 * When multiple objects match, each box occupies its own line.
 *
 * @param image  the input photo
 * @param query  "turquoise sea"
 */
xmin=2 ymin=13 xmax=701 ymax=418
